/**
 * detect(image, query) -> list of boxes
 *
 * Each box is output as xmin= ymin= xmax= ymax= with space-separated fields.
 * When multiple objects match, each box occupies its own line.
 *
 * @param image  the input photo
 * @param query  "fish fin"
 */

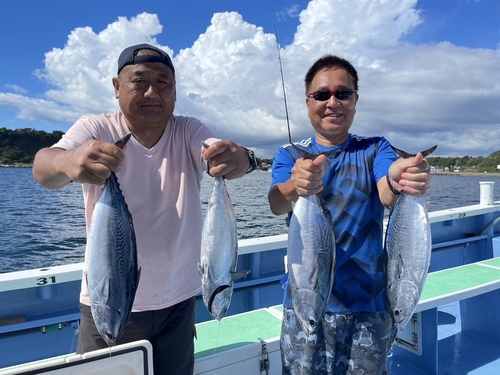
xmin=197 ymin=262 xmax=205 ymax=277
xmin=230 ymin=270 xmax=251 ymax=281
xmin=396 ymin=253 xmax=405 ymax=279
xmin=307 ymin=267 xmax=319 ymax=288
xmin=136 ymin=267 xmax=142 ymax=287
xmin=92 ymin=277 xmax=111 ymax=303
xmin=104 ymin=278 xmax=111 ymax=302
xmin=391 ymin=145 xmax=437 ymax=159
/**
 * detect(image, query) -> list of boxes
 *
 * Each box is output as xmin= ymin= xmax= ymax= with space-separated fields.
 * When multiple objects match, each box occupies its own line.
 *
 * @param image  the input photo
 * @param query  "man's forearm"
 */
xmin=268 ymin=181 xmax=297 ymax=216
xmin=32 ymin=148 xmax=72 ymax=190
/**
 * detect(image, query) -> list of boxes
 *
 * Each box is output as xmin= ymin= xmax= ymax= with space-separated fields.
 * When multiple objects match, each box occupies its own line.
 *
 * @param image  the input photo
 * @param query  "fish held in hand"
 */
xmin=385 ymin=145 xmax=436 ymax=335
xmin=198 ymin=175 xmax=249 ymax=321
xmin=86 ymin=133 xmax=140 ymax=347
xmin=287 ymin=144 xmax=336 ymax=334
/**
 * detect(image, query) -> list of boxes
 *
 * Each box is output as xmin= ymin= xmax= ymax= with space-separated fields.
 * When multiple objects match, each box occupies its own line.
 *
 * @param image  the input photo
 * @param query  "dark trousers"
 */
xmin=77 ymin=297 xmax=197 ymax=375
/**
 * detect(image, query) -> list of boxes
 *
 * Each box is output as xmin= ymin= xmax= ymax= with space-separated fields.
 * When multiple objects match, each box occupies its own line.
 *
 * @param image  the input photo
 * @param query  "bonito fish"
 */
xmin=198 ymin=175 xmax=249 ymax=321
xmin=86 ymin=133 xmax=140 ymax=347
xmin=286 ymin=145 xmax=336 ymax=334
xmin=385 ymin=145 xmax=437 ymax=335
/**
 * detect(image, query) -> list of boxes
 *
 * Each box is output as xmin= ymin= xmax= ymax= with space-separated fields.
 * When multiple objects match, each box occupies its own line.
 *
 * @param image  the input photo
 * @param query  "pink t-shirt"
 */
xmin=53 ymin=111 xmax=217 ymax=311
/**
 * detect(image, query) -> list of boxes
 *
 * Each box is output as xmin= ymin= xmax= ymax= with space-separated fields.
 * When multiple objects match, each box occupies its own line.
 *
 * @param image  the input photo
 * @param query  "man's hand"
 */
xmin=388 ymin=152 xmax=431 ymax=197
xmin=33 ymin=139 xmax=126 ymax=189
xmin=291 ymin=154 xmax=326 ymax=196
xmin=202 ymin=140 xmax=250 ymax=180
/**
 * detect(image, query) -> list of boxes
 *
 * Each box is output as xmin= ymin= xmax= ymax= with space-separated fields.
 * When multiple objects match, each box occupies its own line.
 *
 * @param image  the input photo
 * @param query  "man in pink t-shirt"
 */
xmin=33 ymin=43 xmax=257 ymax=375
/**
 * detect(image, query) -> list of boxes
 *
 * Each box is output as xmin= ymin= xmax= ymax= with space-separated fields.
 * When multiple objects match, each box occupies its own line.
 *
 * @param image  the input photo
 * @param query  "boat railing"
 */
xmin=1 ymin=201 xmax=499 ymax=291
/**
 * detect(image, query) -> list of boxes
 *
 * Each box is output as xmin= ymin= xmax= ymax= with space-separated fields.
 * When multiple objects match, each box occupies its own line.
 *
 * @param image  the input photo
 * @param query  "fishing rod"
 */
xmin=273 ymin=25 xmax=293 ymax=144
xmin=274 ymin=26 xmax=314 ymax=160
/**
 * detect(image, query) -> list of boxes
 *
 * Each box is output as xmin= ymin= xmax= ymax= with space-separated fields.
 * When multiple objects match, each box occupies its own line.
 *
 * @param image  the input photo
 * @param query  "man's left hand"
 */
xmin=202 ymin=140 xmax=250 ymax=179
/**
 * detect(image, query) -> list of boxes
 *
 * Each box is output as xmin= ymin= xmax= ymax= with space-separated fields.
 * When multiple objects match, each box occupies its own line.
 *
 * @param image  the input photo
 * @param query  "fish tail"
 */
xmin=114 ymin=133 xmax=132 ymax=149
xmin=391 ymin=145 xmax=437 ymax=159
xmin=291 ymin=143 xmax=338 ymax=160
xmin=291 ymin=143 xmax=314 ymax=159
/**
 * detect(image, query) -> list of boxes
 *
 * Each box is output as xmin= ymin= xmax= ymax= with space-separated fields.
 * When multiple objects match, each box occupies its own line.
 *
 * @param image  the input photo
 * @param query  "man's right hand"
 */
xmin=33 ymin=139 xmax=126 ymax=190
xmin=291 ymin=154 xmax=326 ymax=196
xmin=268 ymin=154 xmax=326 ymax=216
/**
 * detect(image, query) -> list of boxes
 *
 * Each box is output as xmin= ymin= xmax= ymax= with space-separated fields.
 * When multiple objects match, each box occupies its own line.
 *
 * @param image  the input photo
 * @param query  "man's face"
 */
xmin=113 ymin=62 xmax=176 ymax=130
xmin=306 ymin=67 xmax=358 ymax=146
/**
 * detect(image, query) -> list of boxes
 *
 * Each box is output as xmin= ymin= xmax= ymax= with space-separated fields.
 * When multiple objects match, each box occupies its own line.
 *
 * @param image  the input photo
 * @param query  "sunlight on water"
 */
xmin=1 ymin=167 xmax=86 ymax=272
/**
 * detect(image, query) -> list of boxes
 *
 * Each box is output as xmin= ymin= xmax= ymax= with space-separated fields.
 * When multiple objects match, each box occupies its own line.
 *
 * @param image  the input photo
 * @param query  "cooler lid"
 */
xmin=0 ymin=339 xmax=153 ymax=375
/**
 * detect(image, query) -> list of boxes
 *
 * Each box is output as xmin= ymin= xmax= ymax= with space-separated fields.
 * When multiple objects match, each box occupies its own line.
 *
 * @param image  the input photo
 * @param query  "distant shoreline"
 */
xmin=1 ymin=164 xmax=31 ymax=168
xmin=2 ymin=165 xmax=500 ymax=178
xmin=432 ymin=172 xmax=500 ymax=178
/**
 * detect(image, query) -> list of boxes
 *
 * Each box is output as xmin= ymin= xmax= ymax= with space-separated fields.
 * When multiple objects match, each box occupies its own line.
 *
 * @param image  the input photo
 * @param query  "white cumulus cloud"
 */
xmin=0 ymin=0 xmax=499 ymax=158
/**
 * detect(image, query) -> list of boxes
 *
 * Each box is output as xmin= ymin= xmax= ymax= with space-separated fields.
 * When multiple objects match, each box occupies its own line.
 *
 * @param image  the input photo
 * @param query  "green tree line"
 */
xmin=0 ymin=127 xmax=275 ymax=167
xmin=0 ymin=128 xmax=64 ymax=165
xmin=1 ymin=127 xmax=499 ymax=172
xmin=427 ymin=152 xmax=500 ymax=173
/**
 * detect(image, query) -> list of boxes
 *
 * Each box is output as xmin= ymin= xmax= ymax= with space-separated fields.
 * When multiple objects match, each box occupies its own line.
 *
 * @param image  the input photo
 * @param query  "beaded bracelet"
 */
xmin=386 ymin=174 xmax=401 ymax=196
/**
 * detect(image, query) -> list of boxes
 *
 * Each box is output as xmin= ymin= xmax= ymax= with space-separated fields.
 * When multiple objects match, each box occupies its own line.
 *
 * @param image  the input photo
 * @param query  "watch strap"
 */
xmin=241 ymin=146 xmax=257 ymax=174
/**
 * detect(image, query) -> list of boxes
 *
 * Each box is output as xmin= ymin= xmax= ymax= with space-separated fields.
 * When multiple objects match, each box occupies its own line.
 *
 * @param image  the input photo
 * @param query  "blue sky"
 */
xmin=1 ymin=0 xmax=499 ymax=158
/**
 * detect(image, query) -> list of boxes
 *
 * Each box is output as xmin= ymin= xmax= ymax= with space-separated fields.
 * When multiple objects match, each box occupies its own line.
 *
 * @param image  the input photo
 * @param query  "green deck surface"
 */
xmin=269 ymin=305 xmax=283 ymax=315
xmin=420 ymin=262 xmax=500 ymax=301
xmin=479 ymin=257 xmax=500 ymax=268
xmin=194 ymin=309 xmax=281 ymax=359
xmin=194 ymin=259 xmax=500 ymax=358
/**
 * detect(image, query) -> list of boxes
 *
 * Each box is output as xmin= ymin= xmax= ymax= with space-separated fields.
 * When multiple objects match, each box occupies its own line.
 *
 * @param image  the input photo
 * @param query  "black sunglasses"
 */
xmin=307 ymin=89 xmax=357 ymax=101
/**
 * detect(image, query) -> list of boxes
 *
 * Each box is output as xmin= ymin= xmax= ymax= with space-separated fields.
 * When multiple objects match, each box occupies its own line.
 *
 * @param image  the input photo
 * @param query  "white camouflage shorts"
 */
xmin=280 ymin=308 xmax=396 ymax=375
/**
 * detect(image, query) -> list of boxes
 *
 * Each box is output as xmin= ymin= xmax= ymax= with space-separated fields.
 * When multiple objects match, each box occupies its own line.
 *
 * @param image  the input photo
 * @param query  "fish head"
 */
xmin=390 ymin=280 xmax=420 ymax=328
xmin=293 ymin=290 xmax=326 ymax=334
xmin=295 ymin=303 xmax=321 ymax=334
xmin=208 ymin=284 xmax=233 ymax=321
xmin=91 ymin=303 xmax=125 ymax=347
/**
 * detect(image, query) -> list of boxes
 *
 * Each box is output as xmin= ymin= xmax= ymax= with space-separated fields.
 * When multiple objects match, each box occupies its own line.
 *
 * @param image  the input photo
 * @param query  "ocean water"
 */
xmin=1 ymin=167 xmax=499 ymax=273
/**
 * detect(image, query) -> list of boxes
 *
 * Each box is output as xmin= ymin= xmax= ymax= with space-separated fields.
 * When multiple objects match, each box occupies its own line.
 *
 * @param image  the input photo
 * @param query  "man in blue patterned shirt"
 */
xmin=268 ymin=55 xmax=432 ymax=375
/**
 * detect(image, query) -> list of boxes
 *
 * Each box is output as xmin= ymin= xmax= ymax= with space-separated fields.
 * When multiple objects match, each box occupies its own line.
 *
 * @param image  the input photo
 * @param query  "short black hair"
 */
xmin=304 ymin=55 xmax=358 ymax=94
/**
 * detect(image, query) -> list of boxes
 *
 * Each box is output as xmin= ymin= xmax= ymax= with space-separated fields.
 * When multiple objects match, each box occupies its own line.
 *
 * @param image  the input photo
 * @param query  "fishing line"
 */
xmin=273 ymin=26 xmax=292 ymax=145
xmin=273 ymin=27 xmax=336 ymax=159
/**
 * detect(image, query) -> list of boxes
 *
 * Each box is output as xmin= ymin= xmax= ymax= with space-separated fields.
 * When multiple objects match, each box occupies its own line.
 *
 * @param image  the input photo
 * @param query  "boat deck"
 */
xmin=196 ymin=256 xmax=500 ymax=375
xmin=3 ymin=259 xmax=500 ymax=374
xmin=1 ymin=198 xmax=500 ymax=374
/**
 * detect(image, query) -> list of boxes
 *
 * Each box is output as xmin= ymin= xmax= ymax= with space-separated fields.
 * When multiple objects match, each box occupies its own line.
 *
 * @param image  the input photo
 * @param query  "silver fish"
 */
xmin=198 ymin=176 xmax=249 ymax=321
xmin=385 ymin=145 xmax=437 ymax=334
xmin=286 ymin=145 xmax=336 ymax=334
xmin=86 ymin=133 xmax=140 ymax=347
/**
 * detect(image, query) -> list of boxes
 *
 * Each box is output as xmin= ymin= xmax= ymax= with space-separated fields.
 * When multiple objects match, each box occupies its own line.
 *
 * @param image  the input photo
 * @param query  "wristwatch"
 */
xmin=241 ymin=146 xmax=258 ymax=174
